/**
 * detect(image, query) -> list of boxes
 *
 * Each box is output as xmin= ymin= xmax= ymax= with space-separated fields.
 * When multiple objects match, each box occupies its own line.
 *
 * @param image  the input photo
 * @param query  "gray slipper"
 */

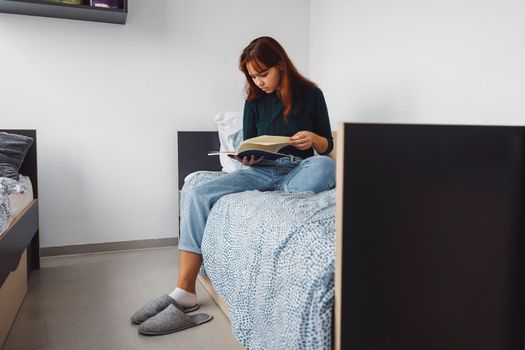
xmin=130 ymin=294 xmax=200 ymax=325
xmin=138 ymin=304 xmax=213 ymax=336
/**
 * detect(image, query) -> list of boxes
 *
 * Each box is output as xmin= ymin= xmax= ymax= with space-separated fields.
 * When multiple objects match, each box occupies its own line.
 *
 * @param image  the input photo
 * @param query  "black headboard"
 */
xmin=0 ymin=129 xmax=38 ymax=198
xmin=177 ymin=131 xmax=221 ymax=190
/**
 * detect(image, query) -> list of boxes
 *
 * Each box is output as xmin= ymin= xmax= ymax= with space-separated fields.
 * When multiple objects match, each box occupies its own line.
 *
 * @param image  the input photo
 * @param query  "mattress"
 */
xmin=0 ymin=175 xmax=33 ymax=238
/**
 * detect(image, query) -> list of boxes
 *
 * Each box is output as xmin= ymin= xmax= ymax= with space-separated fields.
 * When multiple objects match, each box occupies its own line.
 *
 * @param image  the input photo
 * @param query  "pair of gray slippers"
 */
xmin=131 ymin=294 xmax=213 ymax=335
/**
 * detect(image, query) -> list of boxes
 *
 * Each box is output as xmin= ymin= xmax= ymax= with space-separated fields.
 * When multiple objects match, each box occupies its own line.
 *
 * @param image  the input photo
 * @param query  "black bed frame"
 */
xmin=0 ymin=129 xmax=39 ymax=288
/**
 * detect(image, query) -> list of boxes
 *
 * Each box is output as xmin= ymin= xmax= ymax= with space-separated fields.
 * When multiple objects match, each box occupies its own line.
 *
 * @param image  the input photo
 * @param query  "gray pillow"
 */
xmin=0 ymin=132 xmax=34 ymax=180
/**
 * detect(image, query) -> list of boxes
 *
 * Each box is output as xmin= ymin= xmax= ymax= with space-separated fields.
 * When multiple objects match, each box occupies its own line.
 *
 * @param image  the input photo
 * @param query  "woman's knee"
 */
xmin=181 ymin=183 xmax=211 ymax=211
xmin=304 ymin=155 xmax=335 ymax=179
xmin=301 ymin=155 xmax=332 ymax=166
xmin=187 ymin=183 xmax=213 ymax=204
xmin=286 ymin=156 xmax=336 ymax=193
xmin=313 ymin=156 xmax=335 ymax=190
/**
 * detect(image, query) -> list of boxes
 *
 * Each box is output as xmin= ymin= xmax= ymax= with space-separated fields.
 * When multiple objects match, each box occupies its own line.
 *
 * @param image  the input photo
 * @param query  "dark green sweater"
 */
xmin=243 ymin=84 xmax=333 ymax=159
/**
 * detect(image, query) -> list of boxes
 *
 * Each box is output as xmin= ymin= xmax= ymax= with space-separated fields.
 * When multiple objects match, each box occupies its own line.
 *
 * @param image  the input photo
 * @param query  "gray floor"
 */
xmin=3 ymin=247 xmax=244 ymax=350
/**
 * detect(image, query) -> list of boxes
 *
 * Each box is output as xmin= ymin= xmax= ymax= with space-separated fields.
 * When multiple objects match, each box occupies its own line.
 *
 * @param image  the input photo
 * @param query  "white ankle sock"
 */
xmin=169 ymin=287 xmax=197 ymax=307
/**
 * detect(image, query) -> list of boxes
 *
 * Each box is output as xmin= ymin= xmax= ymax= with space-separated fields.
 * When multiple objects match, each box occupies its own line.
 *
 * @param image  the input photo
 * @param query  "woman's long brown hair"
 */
xmin=239 ymin=36 xmax=316 ymax=118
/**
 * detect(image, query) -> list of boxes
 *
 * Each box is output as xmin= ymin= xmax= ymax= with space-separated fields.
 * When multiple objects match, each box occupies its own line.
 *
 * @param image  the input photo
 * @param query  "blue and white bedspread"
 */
xmin=0 ymin=175 xmax=31 ymax=233
xmin=181 ymin=171 xmax=336 ymax=350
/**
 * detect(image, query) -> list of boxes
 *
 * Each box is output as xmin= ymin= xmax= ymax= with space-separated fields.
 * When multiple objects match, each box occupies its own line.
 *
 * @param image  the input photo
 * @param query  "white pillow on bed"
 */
xmin=214 ymin=111 xmax=246 ymax=173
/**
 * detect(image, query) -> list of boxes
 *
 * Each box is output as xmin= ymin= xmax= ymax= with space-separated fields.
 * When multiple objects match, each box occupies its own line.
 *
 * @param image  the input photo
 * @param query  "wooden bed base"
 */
xmin=197 ymin=274 xmax=230 ymax=320
xmin=0 ymin=250 xmax=27 ymax=346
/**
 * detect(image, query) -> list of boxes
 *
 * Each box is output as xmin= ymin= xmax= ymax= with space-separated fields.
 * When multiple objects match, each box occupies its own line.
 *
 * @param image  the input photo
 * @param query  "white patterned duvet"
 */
xmin=0 ymin=175 xmax=33 ymax=237
xmin=181 ymin=171 xmax=335 ymax=350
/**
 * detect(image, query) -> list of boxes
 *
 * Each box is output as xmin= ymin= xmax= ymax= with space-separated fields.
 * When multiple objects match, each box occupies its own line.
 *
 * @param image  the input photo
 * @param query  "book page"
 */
xmin=238 ymin=135 xmax=290 ymax=153
xmin=243 ymin=135 xmax=290 ymax=145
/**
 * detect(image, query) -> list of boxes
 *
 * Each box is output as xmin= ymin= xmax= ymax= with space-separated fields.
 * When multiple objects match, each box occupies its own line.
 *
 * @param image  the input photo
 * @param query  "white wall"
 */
xmin=310 ymin=0 xmax=525 ymax=127
xmin=0 ymin=0 xmax=310 ymax=247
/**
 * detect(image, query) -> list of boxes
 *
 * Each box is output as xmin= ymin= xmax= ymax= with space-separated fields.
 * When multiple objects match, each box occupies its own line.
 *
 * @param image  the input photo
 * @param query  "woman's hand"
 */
xmin=290 ymin=130 xmax=329 ymax=154
xmin=232 ymin=154 xmax=264 ymax=166
xmin=290 ymin=131 xmax=316 ymax=150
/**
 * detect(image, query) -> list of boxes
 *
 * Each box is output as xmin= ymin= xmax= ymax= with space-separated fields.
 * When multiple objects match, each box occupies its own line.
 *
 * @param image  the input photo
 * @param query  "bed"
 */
xmin=177 ymin=128 xmax=336 ymax=350
xmin=0 ymin=129 xmax=40 ymax=348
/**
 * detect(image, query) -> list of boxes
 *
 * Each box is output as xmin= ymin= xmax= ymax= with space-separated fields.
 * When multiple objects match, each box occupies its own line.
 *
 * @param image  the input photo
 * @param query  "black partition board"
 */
xmin=177 ymin=131 xmax=221 ymax=190
xmin=340 ymin=123 xmax=525 ymax=350
xmin=0 ymin=0 xmax=127 ymax=24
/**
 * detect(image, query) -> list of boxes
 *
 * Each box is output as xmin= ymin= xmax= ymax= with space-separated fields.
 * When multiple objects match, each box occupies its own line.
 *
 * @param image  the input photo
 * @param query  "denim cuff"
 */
xmin=177 ymin=245 xmax=202 ymax=255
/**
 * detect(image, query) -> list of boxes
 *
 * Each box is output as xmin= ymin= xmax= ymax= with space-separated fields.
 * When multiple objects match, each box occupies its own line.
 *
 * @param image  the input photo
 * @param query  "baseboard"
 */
xmin=41 ymin=238 xmax=178 ymax=257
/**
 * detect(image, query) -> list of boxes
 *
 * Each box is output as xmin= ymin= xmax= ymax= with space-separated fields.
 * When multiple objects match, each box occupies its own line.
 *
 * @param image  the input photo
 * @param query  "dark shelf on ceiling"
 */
xmin=0 ymin=0 xmax=127 ymax=24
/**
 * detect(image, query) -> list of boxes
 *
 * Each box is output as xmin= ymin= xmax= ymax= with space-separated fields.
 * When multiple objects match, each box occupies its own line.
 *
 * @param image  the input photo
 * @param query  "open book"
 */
xmin=208 ymin=135 xmax=291 ymax=161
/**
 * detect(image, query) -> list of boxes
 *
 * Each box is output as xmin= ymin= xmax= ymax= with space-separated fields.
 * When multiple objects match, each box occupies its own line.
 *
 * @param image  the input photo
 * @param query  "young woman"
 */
xmin=131 ymin=36 xmax=335 ymax=335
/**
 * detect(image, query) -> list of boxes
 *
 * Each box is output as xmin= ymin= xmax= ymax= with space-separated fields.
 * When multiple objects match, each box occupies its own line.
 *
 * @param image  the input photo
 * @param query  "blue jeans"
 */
xmin=178 ymin=155 xmax=336 ymax=254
